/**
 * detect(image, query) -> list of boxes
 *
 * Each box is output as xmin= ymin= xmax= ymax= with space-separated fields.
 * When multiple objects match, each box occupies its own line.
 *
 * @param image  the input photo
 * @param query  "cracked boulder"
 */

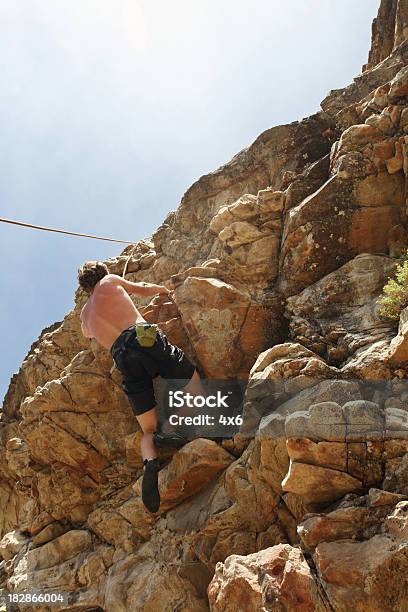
xmin=278 ymin=140 xmax=406 ymax=296
xmin=299 ymin=495 xmax=408 ymax=612
xmin=174 ymin=277 xmax=284 ymax=377
xmin=208 ymin=544 xmax=326 ymax=612
xmin=285 ymin=253 xmax=398 ymax=366
xmin=208 ymin=190 xmax=284 ymax=286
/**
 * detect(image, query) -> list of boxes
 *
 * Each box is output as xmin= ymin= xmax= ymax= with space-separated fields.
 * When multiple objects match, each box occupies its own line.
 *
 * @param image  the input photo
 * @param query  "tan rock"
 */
xmin=22 ymin=529 xmax=92 ymax=572
xmin=385 ymin=406 xmax=408 ymax=438
xmin=365 ymin=111 xmax=394 ymax=135
xmin=256 ymin=425 xmax=291 ymax=489
xmin=368 ymin=487 xmax=407 ymax=507
xmin=88 ymin=503 xmax=153 ymax=551
xmin=285 ymin=252 xmax=398 ymax=368
xmin=343 ymin=400 xmax=384 ymax=440
xmin=209 ymin=194 xmax=259 ymax=233
xmin=250 ymin=342 xmax=322 ymax=375
xmin=285 ymin=155 xmax=330 ymax=211
xmin=383 ymin=450 xmax=408 ymax=494
xmin=0 ymin=530 xmax=29 ymax=561
xmin=156 ymin=439 xmax=233 ymax=512
xmin=208 ymin=189 xmax=284 ymax=287
xmin=282 ymin=461 xmax=362 ymax=505
xmin=7 ymin=542 xmax=113 ymax=607
xmin=18 ymin=348 xmax=138 ymax=484
xmin=373 ymin=138 xmax=396 ymax=163
xmin=223 ymin=233 xmax=280 ymax=282
xmin=286 ymin=402 xmax=346 ymax=442
xmin=2 ymin=308 xmax=88 ymax=419
xmin=286 ymin=438 xmax=347 ymax=471
xmin=105 ymin=553 xmax=209 ymax=612
xmin=385 ymin=139 xmax=404 ymax=173
xmin=208 ymin=544 xmax=324 ymax=612
xmin=280 ymin=154 xmax=404 ymax=295
xmin=77 ymin=545 xmax=115 ymax=589
xmin=353 ymin=171 xmax=404 ymax=206
xmin=174 ymin=277 xmax=279 ymax=377
xmin=170 ymin=265 xmax=221 ymax=289
xmin=124 ymin=431 xmax=144 ymax=468
xmin=32 ymin=521 xmax=68 ymax=546
xmin=315 ymin=531 xmax=408 ymax=611
xmin=218 ymin=221 xmax=269 ymax=248
xmin=173 ymin=277 xmax=250 ymax=377
xmin=257 ymin=188 xmax=285 ymax=213
xmin=340 ymin=338 xmax=393 ymax=379
xmin=5 ymin=437 xmax=30 ymax=476
xmin=389 ymin=64 xmax=408 ymax=100
xmin=400 ymin=106 xmax=408 ymax=131
xmin=388 ymin=305 xmax=408 ymax=363
xmin=298 ymin=506 xmax=373 ymax=550
xmin=363 ymin=2 xmax=401 ymax=70
xmin=373 ymin=83 xmax=391 ymax=106
xmin=384 ymin=500 xmax=408 ymax=539
xmin=35 ymin=462 xmax=101 ymax=524
xmin=156 ymin=111 xmax=331 ymax=275
xmin=334 ymin=124 xmax=385 ymax=161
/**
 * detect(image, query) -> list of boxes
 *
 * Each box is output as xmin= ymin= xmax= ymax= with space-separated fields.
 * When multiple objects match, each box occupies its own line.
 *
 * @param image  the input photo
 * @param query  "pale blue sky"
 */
xmin=1 ymin=0 xmax=379 ymax=401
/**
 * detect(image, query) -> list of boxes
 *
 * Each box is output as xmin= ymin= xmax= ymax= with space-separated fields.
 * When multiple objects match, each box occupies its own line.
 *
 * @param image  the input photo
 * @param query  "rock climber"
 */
xmin=77 ymin=260 xmax=205 ymax=514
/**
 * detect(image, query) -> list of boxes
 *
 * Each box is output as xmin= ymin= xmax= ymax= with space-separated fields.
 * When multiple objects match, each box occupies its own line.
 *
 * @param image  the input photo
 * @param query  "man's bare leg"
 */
xmin=136 ymin=407 xmax=158 ymax=461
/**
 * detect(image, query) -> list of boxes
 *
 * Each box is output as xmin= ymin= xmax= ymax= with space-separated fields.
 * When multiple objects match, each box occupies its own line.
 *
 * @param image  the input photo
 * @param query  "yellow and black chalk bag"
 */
xmin=135 ymin=323 xmax=158 ymax=347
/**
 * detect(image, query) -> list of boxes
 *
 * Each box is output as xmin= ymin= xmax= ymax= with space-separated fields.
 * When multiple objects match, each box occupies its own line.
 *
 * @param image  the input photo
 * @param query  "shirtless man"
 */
xmin=78 ymin=260 xmax=204 ymax=513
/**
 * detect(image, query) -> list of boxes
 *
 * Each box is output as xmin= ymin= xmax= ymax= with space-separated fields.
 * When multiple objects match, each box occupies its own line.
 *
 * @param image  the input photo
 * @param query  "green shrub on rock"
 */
xmin=378 ymin=252 xmax=408 ymax=321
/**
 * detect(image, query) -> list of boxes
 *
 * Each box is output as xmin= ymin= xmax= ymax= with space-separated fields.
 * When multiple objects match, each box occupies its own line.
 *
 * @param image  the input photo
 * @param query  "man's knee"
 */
xmin=136 ymin=405 xmax=158 ymax=434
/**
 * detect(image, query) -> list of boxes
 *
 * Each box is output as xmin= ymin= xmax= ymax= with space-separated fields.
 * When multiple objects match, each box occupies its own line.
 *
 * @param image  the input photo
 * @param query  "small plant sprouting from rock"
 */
xmin=377 ymin=252 xmax=408 ymax=321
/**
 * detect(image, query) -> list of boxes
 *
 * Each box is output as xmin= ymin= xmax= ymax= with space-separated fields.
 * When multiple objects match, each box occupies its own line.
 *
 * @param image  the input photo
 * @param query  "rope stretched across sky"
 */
xmin=0 ymin=216 xmax=134 ymax=244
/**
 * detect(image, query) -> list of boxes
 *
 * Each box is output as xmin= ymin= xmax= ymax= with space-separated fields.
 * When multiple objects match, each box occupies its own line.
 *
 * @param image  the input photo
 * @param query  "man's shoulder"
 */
xmin=94 ymin=274 xmax=127 ymax=296
xmin=99 ymin=274 xmax=123 ymax=287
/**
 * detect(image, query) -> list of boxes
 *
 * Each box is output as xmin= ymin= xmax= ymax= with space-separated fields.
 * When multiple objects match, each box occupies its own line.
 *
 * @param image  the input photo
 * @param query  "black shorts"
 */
xmin=110 ymin=323 xmax=195 ymax=416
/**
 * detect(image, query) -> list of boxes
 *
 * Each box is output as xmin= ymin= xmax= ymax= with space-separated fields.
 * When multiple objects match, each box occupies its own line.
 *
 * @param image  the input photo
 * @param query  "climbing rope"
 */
xmin=0 ymin=216 xmax=134 ymax=244
xmin=122 ymin=244 xmax=138 ymax=278
xmin=0 ymin=215 xmax=176 ymax=297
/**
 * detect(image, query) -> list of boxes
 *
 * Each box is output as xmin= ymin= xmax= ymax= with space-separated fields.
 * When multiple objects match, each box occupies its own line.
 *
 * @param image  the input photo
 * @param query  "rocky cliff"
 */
xmin=1 ymin=1 xmax=408 ymax=610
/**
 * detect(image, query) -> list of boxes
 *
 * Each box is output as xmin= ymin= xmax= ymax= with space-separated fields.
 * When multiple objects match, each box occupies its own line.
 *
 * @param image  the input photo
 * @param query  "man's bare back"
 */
xmin=80 ymin=274 xmax=169 ymax=350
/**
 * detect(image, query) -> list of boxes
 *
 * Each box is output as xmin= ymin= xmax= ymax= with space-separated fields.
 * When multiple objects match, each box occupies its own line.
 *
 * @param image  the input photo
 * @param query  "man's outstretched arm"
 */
xmin=112 ymin=275 xmax=170 ymax=297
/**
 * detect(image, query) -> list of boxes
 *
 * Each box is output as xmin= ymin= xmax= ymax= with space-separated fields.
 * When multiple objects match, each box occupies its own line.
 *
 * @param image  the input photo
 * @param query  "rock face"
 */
xmin=364 ymin=0 xmax=408 ymax=72
xmin=2 ymin=2 xmax=408 ymax=610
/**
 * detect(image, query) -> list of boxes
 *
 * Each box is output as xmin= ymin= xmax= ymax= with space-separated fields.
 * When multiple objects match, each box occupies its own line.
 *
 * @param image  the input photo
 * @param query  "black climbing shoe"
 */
xmin=153 ymin=431 xmax=188 ymax=449
xmin=142 ymin=458 xmax=160 ymax=513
